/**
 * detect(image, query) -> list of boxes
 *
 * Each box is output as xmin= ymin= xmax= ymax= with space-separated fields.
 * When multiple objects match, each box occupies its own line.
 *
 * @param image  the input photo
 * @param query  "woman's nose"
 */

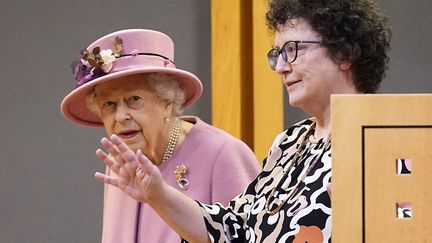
xmin=115 ymin=103 xmax=131 ymax=122
xmin=275 ymin=55 xmax=292 ymax=75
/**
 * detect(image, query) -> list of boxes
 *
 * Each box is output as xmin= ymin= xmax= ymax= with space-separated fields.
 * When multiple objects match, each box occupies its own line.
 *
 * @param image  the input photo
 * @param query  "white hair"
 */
xmin=86 ymin=73 xmax=186 ymax=116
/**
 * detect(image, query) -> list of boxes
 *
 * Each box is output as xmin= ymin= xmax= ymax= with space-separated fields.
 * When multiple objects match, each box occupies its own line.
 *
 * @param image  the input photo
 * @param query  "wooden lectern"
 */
xmin=331 ymin=94 xmax=432 ymax=242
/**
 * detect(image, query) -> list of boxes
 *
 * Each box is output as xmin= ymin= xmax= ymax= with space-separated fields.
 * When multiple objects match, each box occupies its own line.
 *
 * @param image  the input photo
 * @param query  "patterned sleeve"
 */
xmin=196 ymin=170 xmax=261 ymax=243
xmin=194 ymin=124 xmax=308 ymax=243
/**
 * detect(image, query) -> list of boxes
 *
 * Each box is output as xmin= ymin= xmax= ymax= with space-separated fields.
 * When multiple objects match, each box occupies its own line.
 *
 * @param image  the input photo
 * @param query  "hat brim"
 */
xmin=60 ymin=67 xmax=203 ymax=127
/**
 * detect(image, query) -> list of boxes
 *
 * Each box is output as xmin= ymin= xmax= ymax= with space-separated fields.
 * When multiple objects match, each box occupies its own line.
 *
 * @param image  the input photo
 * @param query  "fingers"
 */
xmin=136 ymin=149 xmax=155 ymax=175
xmin=95 ymin=172 xmax=119 ymax=187
xmin=98 ymin=135 xmax=142 ymax=179
xmin=102 ymin=135 xmax=137 ymax=166
xmin=110 ymin=135 xmax=137 ymax=162
xmin=96 ymin=149 xmax=121 ymax=174
xmin=101 ymin=137 xmax=126 ymax=166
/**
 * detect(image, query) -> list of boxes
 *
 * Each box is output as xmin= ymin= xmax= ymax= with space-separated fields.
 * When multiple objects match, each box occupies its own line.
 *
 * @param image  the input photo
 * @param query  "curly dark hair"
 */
xmin=266 ymin=0 xmax=391 ymax=93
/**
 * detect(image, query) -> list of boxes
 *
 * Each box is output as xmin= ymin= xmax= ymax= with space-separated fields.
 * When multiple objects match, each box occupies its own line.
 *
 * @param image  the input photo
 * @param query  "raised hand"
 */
xmin=95 ymin=135 xmax=211 ymax=242
xmin=94 ymin=134 xmax=165 ymax=203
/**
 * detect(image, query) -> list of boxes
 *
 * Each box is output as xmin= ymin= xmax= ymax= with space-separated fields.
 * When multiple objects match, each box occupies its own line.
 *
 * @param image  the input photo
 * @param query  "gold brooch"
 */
xmin=174 ymin=163 xmax=189 ymax=190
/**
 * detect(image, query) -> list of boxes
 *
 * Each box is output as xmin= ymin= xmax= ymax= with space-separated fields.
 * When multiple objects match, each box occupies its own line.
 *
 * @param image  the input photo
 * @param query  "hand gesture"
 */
xmin=94 ymin=134 xmax=165 ymax=203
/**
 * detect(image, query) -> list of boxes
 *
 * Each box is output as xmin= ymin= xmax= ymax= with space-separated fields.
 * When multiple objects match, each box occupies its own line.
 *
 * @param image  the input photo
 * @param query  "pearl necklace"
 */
xmin=161 ymin=118 xmax=181 ymax=162
xmin=265 ymin=122 xmax=331 ymax=215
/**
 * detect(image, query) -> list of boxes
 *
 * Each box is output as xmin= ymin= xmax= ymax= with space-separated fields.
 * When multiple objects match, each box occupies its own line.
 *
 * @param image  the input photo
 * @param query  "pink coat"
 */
xmin=101 ymin=116 xmax=260 ymax=242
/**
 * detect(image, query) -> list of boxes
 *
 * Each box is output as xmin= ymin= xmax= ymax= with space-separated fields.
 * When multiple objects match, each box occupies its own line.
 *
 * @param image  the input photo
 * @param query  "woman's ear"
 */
xmin=340 ymin=62 xmax=351 ymax=71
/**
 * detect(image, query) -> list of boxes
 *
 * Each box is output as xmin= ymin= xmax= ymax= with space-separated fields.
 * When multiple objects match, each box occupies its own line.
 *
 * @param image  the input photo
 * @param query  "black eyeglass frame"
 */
xmin=267 ymin=40 xmax=324 ymax=70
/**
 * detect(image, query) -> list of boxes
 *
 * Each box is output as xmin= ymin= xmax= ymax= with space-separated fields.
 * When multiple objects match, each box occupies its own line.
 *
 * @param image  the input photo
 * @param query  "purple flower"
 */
xmin=72 ymin=59 xmax=94 ymax=87
xmin=70 ymin=37 xmax=123 ymax=88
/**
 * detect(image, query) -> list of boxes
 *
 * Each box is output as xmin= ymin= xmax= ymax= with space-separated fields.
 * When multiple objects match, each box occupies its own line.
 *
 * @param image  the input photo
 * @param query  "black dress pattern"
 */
xmin=197 ymin=119 xmax=332 ymax=243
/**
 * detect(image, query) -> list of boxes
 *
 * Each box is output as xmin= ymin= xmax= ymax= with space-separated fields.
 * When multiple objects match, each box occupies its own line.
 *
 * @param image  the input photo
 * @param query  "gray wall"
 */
xmin=0 ymin=1 xmax=210 ymax=242
xmin=0 ymin=0 xmax=430 ymax=242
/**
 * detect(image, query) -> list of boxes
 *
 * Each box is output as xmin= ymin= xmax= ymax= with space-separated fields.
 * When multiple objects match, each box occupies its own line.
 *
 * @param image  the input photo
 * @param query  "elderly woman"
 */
xmin=93 ymin=0 xmax=391 ymax=242
xmin=60 ymin=29 xmax=260 ymax=242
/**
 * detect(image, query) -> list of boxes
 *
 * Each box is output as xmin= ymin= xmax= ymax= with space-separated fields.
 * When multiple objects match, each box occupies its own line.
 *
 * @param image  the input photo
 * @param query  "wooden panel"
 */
xmin=331 ymin=94 xmax=432 ymax=243
xmin=364 ymin=128 xmax=432 ymax=242
xmin=211 ymin=0 xmax=244 ymax=140
xmin=252 ymin=0 xmax=283 ymax=162
xmin=211 ymin=0 xmax=284 ymax=162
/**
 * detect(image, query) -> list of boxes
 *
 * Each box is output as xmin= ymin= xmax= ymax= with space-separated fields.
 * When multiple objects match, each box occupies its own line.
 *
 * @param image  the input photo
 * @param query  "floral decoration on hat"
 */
xmin=72 ymin=37 xmax=123 ymax=87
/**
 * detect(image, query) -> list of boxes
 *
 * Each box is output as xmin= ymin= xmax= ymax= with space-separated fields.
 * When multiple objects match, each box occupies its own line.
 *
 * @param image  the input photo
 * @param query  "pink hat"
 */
xmin=61 ymin=29 xmax=203 ymax=127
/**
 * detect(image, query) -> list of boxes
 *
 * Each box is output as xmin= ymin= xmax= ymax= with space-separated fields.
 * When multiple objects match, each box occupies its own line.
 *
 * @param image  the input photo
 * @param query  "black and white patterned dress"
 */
xmin=197 ymin=118 xmax=332 ymax=243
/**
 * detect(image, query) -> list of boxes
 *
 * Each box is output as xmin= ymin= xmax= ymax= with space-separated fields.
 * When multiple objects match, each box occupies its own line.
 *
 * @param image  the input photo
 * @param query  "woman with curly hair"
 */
xmin=93 ymin=0 xmax=391 ymax=242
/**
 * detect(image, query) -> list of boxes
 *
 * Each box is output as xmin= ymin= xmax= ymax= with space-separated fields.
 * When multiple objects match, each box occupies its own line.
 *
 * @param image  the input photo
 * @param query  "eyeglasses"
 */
xmin=267 ymin=40 xmax=324 ymax=70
